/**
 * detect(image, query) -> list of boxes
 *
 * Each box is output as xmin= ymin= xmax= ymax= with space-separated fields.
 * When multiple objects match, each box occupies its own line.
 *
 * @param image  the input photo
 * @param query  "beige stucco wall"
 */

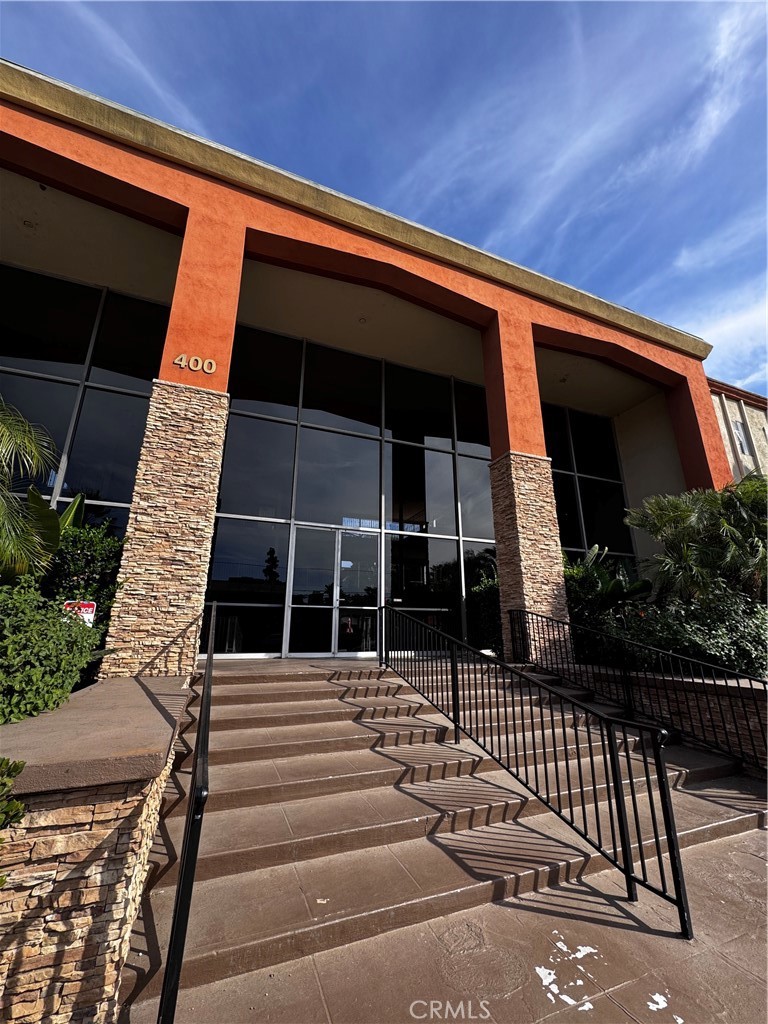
xmin=0 ymin=168 xmax=181 ymax=304
xmin=614 ymin=393 xmax=687 ymax=561
xmin=711 ymin=392 xmax=767 ymax=479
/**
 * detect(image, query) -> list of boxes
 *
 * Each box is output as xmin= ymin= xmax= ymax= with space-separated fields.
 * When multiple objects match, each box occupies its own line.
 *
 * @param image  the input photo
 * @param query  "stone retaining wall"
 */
xmin=0 ymin=754 xmax=173 ymax=1023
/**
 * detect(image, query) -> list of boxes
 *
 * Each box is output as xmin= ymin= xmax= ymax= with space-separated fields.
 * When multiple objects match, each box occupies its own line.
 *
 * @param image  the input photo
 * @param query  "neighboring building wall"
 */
xmin=101 ymin=380 xmax=229 ymax=677
xmin=615 ymin=393 xmax=687 ymax=561
xmin=710 ymin=385 xmax=768 ymax=480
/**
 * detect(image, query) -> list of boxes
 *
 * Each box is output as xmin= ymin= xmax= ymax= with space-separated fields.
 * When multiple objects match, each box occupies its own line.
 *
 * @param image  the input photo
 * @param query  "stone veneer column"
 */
xmin=490 ymin=451 xmax=569 ymax=659
xmin=101 ymin=379 xmax=229 ymax=678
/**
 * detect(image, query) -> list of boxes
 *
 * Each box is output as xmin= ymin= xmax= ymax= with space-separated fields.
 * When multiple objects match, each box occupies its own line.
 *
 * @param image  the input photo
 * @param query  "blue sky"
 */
xmin=2 ymin=1 xmax=765 ymax=392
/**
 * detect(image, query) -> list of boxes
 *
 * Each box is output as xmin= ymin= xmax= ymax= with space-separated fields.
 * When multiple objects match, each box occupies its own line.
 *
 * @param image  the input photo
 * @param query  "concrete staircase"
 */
xmin=118 ymin=662 xmax=767 ymax=1019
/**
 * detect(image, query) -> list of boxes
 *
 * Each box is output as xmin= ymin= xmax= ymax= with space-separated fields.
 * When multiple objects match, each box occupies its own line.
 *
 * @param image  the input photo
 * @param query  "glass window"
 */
xmin=289 ymin=607 xmax=333 ymax=653
xmin=463 ymin=542 xmax=499 ymax=652
xmin=218 ymin=416 xmax=295 ymax=519
xmin=79 ymin=503 xmax=130 ymax=539
xmin=386 ymin=535 xmax=460 ymax=609
xmin=295 ymin=428 xmax=379 ymax=527
xmin=204 ymin=606 xmax=285 ymax=655
xmin=1 ymin=372 xmax=77 ymax=491
xmin=0 ymin=264 xmax=100 ymax=379
xmin=552 ymin=472 xmax=583 ymax=550
xmin=302 ymin=343 xmax=381 ymax=435
xmin=457 ymin=457 xmax=494 ymax=539
xmin=339 ymin=532 xmax=378 ymax=606
xmin=542 ymin=404 xmax=573 ymax=472
xmin=579 ymin=479 xmax=633 ymax=553
xmin=385 ymin=364 xmax=452 ymax=449
xmin=569 ymin=410 xmax=621 ymax=480
xmin=455 ymin=381 xmax=490 ymax=458
xmin=292 ymin=528 xmax=335 ymax=605
xmin=208 ymin=519 xmax=289 ymax=604
xmin=338 ymin=610 xmax=377 ymax=652
xmin=385 ymin=444 xmax=456 ymax=535
xmin=88 ymin=293 xmax=168 ymax=392
xmin=229 ymin=327 xmax=302 ymax=419
xmin=63 ymin=390 xmax=148 ymax=504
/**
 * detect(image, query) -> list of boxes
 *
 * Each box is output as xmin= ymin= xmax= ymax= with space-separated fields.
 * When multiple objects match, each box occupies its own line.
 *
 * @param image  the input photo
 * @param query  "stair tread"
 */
xmin=209 ymin=695 xmax=425 ymax=718
xmin=206 ymin=715 xmax=448 ymax=750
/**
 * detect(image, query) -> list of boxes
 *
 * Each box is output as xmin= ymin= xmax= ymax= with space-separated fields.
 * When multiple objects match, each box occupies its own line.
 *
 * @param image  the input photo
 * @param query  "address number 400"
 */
xmin=173 ymin=354 xmax=217 ymax=374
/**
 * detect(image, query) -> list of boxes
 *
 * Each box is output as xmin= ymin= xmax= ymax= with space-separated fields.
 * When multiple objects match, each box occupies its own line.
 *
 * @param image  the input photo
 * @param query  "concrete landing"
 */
xmin=122 ymin=829 xmax=767 ymax=1024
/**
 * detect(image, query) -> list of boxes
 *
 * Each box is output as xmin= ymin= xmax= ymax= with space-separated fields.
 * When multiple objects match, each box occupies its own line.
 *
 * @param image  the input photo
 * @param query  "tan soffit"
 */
xmin=0 ymin=59 xmax=711 ymax=361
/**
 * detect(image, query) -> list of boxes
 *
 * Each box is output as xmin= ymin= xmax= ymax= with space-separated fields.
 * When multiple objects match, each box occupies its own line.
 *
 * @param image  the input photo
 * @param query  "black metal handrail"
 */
xmin=510 ymin=608 xmax=767 ymax=771
xmin=157 ymin=602 xmax=217 ymax=1024
xmin=383 ymin=605 xmax=693 ymax=938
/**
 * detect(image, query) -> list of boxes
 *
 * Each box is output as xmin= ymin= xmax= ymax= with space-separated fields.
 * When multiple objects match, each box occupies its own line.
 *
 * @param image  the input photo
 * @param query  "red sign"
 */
xmin=63 ymin=601 xmax=96 ymax=627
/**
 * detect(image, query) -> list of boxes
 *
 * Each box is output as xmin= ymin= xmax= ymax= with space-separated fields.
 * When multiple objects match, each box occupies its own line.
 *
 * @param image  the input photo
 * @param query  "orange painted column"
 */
xmin=158 ymin=206 xmax=246 ymax=393
xmin=482 ymin=309 xmax=568 ymax=657
xmin=667 ymin=366 xmax=733 ymax=490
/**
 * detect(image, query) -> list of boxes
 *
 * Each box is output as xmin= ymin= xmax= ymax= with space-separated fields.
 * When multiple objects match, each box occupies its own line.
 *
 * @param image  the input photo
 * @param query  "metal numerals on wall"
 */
xmin=173 ymin=354 xmax=217 ymax=374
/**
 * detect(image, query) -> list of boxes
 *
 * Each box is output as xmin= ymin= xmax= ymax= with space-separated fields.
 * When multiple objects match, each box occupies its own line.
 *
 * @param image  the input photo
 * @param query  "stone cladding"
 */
xmin=490 ymin=451 xmax=568 ymax=658
xmin=0 ymin=754 xmax=173 ymax=1023
xmin=101 ymin=379 xmax=229 ymax=678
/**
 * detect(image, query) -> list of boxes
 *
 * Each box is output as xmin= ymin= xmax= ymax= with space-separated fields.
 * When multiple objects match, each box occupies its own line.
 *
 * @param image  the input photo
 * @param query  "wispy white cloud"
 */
xmin=673 ymin=206 xmax=764 ymax=272
xmin=68 ymin=2 xmax=210 ymax=137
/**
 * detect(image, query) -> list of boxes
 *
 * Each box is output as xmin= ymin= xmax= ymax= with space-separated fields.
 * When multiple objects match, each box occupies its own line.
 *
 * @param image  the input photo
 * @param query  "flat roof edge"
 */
xmin=0 ymin=60 xmax=711 ymax=361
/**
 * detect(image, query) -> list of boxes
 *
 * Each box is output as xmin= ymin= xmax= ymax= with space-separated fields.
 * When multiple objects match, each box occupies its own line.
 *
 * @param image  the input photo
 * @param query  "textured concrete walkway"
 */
xmin=125 ymin=829 xmax=766 ymax=1024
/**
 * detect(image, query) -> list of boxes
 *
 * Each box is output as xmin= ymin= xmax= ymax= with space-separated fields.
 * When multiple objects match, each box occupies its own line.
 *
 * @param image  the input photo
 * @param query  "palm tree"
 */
xmin=0 ymin=396 xmax=57 ymax=577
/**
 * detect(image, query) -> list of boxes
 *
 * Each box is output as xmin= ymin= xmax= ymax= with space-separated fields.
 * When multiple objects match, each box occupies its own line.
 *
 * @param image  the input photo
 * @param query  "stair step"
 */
xmin=208 ymin=668 xmax=398 ymax=685
xmin=202 ymin=696 xmax=429 ymax=730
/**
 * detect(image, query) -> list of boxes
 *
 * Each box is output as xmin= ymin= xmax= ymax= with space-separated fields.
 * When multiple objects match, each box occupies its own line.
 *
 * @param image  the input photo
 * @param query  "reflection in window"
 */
xmin=88 ymin=293 xmax=168 ymax=392
xmin=0 ymin=264 xmax=100 ymax=379
xmin=457 ymin=457 xmax=493 ymax=539
xmin=203 ymin=606 xmax=285 ymax=654
xmin=291 ymin=528 xmax=335 ymax=605
xmin=455 ymin=381 xmax=490 ymax=458
xmin=1 ymin=373 xmax=77 ymax=491
xmin=339 ymin=532 xmax=378 ymax=606
xmin=385 ymin=445 xmax=455 ymax=535
xmin=229 ymin=326 xmax=302 ymax=419
xmin=579 ymin=479 xmax=632 ymax=553
xmin=295 ymin=428 xmax=379 ymax=526
xmin=552 ymin=473 xmax=582 ymax=550
xmin=385 ymin=364 xmax=453 ymax=449
xmin=63 ymin=391 xmax=149 ymax=504
xmin=208 ymin=519 xmax=289 ymax=604
xmin=302 ymin=343 xmax=381 ymax=434
xmin=386 ymin=535 xmax=459 ymax=609
xmin=338 ymin=610 xmax=376 ymax=652
xmin=463 ymin=542 xmax=499 ymax=652
xmin=218 ymin=416 xmax=295 ymax=518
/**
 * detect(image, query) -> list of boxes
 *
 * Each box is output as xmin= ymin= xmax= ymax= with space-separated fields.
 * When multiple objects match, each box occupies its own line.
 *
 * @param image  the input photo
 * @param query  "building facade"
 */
xmin=0 ymin=62 xmax=737 ymax=671
xmin=709 ymin=377 xmax=768 ymax=481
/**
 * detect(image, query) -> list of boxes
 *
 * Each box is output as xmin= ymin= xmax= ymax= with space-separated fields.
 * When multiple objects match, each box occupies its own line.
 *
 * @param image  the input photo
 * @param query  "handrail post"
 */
xmin=378 ymin=606 xmax=385 ymax=669
xmin=651 ymin=730 xmax=694 ymax=938
xmin=606 ymin=721 xmax=638 ymax=903
xmin=450 ymin=641 xmax=461 ymax=744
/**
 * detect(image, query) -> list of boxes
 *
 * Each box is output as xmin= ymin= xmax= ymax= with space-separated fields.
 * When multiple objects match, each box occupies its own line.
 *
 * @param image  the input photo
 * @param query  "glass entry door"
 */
xmin=287 ymin=527 xmax=378 ymax=655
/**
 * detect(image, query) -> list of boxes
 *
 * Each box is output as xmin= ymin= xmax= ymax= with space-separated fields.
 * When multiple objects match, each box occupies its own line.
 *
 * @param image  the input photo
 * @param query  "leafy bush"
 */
xmin=0 ymin=577 xmax=100 ymax=724
xmin=40 ymin=523 xmax=123 ymax=634
xmin=0 ymin=758 xmax=25 ymax=888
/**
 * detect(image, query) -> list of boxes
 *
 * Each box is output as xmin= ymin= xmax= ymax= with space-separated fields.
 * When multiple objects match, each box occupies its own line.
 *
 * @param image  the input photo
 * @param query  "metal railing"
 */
xmin=157 ymin=602 xmax=217 ymax=1024
xmin=510 ymin=609 xmax=767 ymax=771
xmin=383 ymin=606 xmax=693 ymax=938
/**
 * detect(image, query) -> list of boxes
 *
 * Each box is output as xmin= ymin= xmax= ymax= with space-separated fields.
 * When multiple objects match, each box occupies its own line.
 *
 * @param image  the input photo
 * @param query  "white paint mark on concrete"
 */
xmin=559 ymin=993 xmax=577 ymax=1006
xmin=573 ymin=945 xmax=599 ymax=960
xmin=647 ymin=993 xmax=668 ymax=1012
xmin=578 ymin=1003 xmax=594 ymax=1013
xmin=673 ymin=1016 xmax=684 ymax=1024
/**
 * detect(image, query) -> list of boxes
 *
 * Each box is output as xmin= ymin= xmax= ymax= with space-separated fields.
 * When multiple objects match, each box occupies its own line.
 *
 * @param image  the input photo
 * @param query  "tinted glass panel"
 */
xmin=385 ymin=444 xmax=455 ymax=535
xmin=292 ymin=528 xmax=335 ymax=605
xmin=338 ymin=610 xmax=376 ymax=652
xmin=76 ymin=503 xmax=129 ymax=539
xmin=1 ymin=372 xmax=77 ymax=490
xmin=0 ymin=265 xmax=99 ymax=379
xmin=463 ymin=542 xmax=500 ymax=653
xmin=63 ymin=390 xmax=148 ymax=503
xmin=457 ymin=457 xmax=494 ymax=539
xmin=339 ymin=532 xmax=378 ymax=606
xmin=552 ymin=472 xmax=583 ymax=549
xmin=455 ymin=381 xmax=490 ymax=457
xmin=218 ymin=416 xmax=295 ymax=518
xmin=386 ymin=535 xmax=459 ymax=609
xmin=579 ymin=479 xmax=633 ymax=552
xmin=204 ymin=606 xmax=285 ymax=654
xmin=229 ymin=327 xmax=302 ymax=419
xmin=570 ymin=410 xmax=621 ymax=480
xmin=295 ymin=428 xmax=379 ymax=527
xmin=385 ymin=364 xmax=452 ymax=449
xmin=88 ymin=293 xmax=168 ymax=392
xmin=208 ymin=519 xmax=289 ymax=603
xmin=302 ymin=344 xmax=381 ymax=435
xmin=542 ymin=404 xmax=572 ymax=472
xmin=289 ymin=608 xmax=333 ymax=653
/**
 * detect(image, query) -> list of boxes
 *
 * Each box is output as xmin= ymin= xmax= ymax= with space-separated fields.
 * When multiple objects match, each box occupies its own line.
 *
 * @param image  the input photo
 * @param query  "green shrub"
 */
xmin=40 ymin=523 xmax=123 ymax=634
xmin=0 ymin=758 xmax=25 ymax=888
xmin=0 ymin=577 xmax=100 ymax=724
